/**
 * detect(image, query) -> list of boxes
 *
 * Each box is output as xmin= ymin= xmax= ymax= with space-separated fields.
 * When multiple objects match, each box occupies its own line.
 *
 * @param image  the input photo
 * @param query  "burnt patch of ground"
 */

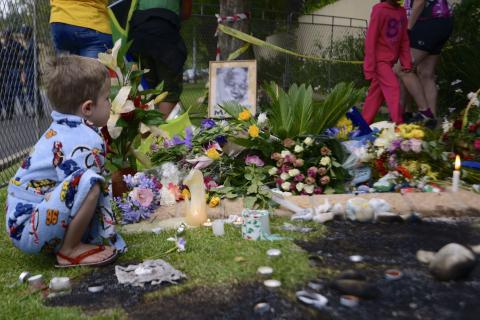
xmin=46 ymin=261 xmax=173 ymax=310
xmin=296 ymin=219 xmax=480 ymax=320
xmin=128 ymin=282 xmax=323 ymax=320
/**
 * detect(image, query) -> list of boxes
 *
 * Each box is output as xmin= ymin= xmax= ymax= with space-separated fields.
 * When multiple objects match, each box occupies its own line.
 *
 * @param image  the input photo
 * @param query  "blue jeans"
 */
xmin=51 ymin=23 xmax=112 ymax=58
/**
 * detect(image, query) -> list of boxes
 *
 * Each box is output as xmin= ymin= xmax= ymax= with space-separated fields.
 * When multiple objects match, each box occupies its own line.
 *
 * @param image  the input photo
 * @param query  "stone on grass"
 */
xmin=428 ymin=243 xmax=476 ymax=281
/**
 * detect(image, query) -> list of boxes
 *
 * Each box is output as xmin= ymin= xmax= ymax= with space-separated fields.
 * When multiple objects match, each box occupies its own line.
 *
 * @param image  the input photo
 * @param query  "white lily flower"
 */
xmin=111 ymin=86 xmax=132 ymax=114
xmin=107 ymin=114 xmax=122 ymax=139
xmin=98 ymin=39 xmax=121 ymax=69
xmin=139 ymin=123 xmax=151 ymax=134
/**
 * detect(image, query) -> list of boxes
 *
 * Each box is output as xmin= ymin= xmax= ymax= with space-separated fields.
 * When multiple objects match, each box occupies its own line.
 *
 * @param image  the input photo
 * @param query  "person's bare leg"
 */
xmin=157 ymin=102 xmax=176 ymax=119
xmin=397 ymin=48 xmax=430 ymax=111
xmin=417 ymin=55 xmax=440 ymax=115
xmin=57 ymin=183 xmax=114 ymax=265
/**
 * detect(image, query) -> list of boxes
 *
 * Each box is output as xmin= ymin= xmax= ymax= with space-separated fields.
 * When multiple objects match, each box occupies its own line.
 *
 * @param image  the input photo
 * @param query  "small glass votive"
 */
xmin=212 ymin=220 xmax=225 ymax=236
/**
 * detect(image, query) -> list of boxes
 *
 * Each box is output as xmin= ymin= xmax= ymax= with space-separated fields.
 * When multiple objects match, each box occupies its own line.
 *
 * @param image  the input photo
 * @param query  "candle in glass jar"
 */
xmin=452 ymin=155 xmax=461 ymax=192
xmin=212 ymin=220 xmax=224 ymax=236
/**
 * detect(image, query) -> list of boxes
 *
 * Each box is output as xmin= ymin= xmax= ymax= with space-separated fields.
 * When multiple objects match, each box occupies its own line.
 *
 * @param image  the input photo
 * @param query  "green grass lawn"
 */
xmin=0 ymin=187 xmax=324 ymax=319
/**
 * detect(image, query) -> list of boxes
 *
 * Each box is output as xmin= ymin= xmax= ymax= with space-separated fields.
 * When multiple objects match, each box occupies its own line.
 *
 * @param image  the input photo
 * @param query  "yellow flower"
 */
xmin=206 ymin=147 xmax=221 ymax=160
xmin=208 ymin=196 xmax=220 ymax=208
xmin=411 ymin=129 xmax=424 ymax=139
xmin=181 ymin=188 xmax=191 ymax=200
xmin=248 ymin=124 xmax=259 ymax=138
xmin=238 ymin=109 xmax=251 ymax=121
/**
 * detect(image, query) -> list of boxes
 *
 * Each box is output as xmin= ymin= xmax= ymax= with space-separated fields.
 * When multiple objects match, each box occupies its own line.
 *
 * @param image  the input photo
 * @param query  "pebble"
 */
xmin=253 ymin=302 xmax=271 ymax=315
xmin=330 ymin=279 xmax=379 ymax=299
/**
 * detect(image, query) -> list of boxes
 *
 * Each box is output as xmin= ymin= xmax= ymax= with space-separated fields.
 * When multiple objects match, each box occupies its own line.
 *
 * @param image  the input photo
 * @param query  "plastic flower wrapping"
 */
xmin=113 ymin=172 xmax=162 ymax=224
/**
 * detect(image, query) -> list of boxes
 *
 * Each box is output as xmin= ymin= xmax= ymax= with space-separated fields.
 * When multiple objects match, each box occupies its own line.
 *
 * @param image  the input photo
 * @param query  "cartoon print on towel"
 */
xmin=8 ymin=203 xmax=34 ymax=241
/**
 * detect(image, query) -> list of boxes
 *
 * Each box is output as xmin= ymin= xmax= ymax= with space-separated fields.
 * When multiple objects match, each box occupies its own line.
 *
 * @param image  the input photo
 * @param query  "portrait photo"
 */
xmin=208 ymin=60 xmax=257 ymax=118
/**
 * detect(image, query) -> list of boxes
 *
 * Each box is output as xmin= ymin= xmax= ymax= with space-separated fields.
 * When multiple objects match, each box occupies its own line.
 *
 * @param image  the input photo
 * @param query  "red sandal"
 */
xmin=55 ymin=245 xmax=117 ymax=268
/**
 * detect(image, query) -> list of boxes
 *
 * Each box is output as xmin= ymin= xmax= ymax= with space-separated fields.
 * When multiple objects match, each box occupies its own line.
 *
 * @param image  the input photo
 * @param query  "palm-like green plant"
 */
xmin=263 ymin=82 xmax=365 ymax=139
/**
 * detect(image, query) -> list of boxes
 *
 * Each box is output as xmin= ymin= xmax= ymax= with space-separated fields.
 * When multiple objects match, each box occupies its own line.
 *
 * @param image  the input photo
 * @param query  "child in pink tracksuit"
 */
xmin=362 ymin=0 xmax=412 ymax=124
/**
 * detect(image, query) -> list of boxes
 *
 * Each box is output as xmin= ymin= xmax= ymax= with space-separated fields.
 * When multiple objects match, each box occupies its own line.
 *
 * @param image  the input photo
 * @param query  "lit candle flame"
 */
xmin=454 ymin=155 xmax=461 ymax=170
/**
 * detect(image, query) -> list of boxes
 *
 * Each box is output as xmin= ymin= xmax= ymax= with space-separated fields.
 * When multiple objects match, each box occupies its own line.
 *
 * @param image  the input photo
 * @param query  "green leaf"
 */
xmin=244 ymin=196 xmax=257 ymax=209
xmin=244 ymin=173 xmax=253 ymax=180
xmin=247 ymin=184 xmax=258 ymax=194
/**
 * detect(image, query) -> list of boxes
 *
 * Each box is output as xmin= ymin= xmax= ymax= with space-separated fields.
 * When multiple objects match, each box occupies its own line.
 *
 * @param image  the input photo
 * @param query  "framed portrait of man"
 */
xmin=208 ymin=60 xmax=257 ymax=118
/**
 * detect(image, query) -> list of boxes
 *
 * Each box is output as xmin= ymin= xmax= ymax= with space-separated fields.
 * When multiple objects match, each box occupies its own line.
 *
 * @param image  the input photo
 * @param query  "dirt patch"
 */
xmin=296 ymin=219 xmax=480 ymax=320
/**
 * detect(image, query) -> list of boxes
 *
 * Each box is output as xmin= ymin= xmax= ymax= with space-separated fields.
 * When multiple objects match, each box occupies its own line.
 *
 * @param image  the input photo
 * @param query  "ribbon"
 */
xmin=215 ymin=12 xmax=250 ymax=61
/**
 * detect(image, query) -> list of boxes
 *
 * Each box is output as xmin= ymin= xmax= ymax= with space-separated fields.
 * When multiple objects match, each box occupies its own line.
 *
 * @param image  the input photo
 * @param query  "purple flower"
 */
xmin=245 ymin=155 xmax=265 ymax=167
xmin=400 ymin=140 xmax=411 ymax=152
xmin=388 ymin=154 xmax=398 ymax=168
xmin=389 ymin=139 xmax=402 ymax=152
xmin=307 ymin=166 xmax=318 ymax=177
xmin=410 ymin=139 xmax=422 ymax=153
xmin=201 ymin=118 xmax=216 ymax=130
xmin=215 ymin=135 xmax=228 ymax=146
xmin=150 ymin=143 xmax=159 ymax=152
xmin=184 ymin=127 xmax=193 ymax=149
xmin=176 ymin=237 xmax=186 ymax=251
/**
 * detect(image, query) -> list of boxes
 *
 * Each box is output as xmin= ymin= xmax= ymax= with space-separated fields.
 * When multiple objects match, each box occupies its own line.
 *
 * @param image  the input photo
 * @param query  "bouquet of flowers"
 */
xmin=365 ymin=123 xmax=443 ymax=188
xmin=98 ymin=39 xmax=166 ymax=172
xmin=113 ymin=172 xmax=162 ymax=224
xmin=267 ymin=136 xmax=348 ymax=195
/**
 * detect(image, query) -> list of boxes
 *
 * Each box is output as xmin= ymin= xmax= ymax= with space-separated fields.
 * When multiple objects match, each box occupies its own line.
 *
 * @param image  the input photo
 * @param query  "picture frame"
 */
xmin=208 ymin=60 xmax=257 ymax=118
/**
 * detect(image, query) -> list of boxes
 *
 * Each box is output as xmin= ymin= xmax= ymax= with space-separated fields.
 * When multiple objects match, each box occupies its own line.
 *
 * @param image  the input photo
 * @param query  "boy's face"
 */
xmin=225 ymin=70 xmax=247 ymax=101
xmin=88 ymin=78 xmax=112 ymax=127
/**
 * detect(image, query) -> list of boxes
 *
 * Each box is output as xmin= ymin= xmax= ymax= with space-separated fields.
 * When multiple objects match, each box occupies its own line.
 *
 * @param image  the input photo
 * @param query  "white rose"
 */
xmin=320 ymin=157 xmax=331 ymax=166
xmin=281 ymin=182 xmax=291 ymax=191
xmin=281 ymin=150 xmax=291 ymax=158
xmin=280 ymin=173 xmax=290 ymax=180
xmin=288 ymin=169 xmax=300 ymax=177
xmin=257 ymin=112 xmax=268 ymax=126
xmin=304 ymin=184 xmax=315 ymax=194
xmin=294 ymin=145 xmax=304 ymax=153
xmin=268 ymin=167 xmax=278 ymax=175
xmin=304 ymin=137 xmax=313 ymax=146
xmin=296 ymin=182 xmax=305 ymax=192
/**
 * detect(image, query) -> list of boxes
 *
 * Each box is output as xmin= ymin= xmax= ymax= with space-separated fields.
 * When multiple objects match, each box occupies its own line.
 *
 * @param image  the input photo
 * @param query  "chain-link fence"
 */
xmin=0 ymin=0 xmax=53 ymax=188
xmin=180 ymin=7 xmax=367 ymax=108
xmin=0 ymin=1 xmax=366 ymax=188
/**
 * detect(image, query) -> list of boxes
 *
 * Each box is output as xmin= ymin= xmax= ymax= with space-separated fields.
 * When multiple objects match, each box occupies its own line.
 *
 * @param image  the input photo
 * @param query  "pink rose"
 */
xmin=314 ymin=186 xmax=323 ymax=194
xmin=294 ymin=159 xmax=304 ymax=167
xmin=320 ymin=146 xmax=331 ymax=156
xmin=307 ymin=166 xmax=318 ymax=177
xmin=271 ymin=152 xmax=282 ymax=161
xmin=276 ymin=159 xmax=284 ymax=167
xmin=320 ymin=176 xmax=331 ymax=185
xmin=284 ymin=154 xmax=296 ymax=163
xmin=130 ymin=187 xmax=154 ymax=207
xmin=294 ymin=174 xmax=305 ymax=182
xmin=318 ymin=167 xmax=327 ymax=176
xmin=281 ymin=164 xmax=291 ymax=173
xmin=283 ymin=138 xmax=296 ymax=148
xmin=275 ymin=178 xmax=284 ymax=185
xmin=305 ymin=176 xmax=316 ymax=185
xmin=474 ymin=139 xmax=480 ymax=150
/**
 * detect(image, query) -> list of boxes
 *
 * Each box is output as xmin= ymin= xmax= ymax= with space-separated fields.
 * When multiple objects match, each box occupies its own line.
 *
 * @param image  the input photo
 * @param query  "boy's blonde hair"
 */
xmin=45 ymin=55 xmax=109 ymax=114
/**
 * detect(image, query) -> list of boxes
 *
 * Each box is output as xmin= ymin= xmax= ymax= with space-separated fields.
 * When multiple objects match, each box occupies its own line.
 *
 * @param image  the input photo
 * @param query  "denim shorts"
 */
xmin=51 ymin=23 xmax=113 ymax=58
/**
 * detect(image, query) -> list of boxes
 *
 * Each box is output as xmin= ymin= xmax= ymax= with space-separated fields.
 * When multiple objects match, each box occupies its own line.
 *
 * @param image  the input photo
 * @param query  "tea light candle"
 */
xmin=27 ymin=274 xmax=44 ymax=289
xmin=212 ymin=220 xmax=224 ymax=236
xmin=340 ymin=295 xmax=359 ymax=308
xmin=233 ymin=217 xmax=243 ymax=227
xmin=263 ymin=279 xmax=281 ymax=289
xmin=203 ymin=219 xmax=212 ymax=227
xmin=349 ymin=255 xmax=363 ymax=263
xmin=19 ymin=271 xmax=30 ymax=283
xmin=257 ymin=266 xmax=273 ymax=277
xmin=49 ymin=277 xmax=71 ymax=292
xmin=266 ymin=248 xmax=281 ymax=258
xmin=88 ymin=284 xmax=105 ymax=293
xmin=452 ymin=155 xmax=461 ymax=192
xmin=385 ymin=269 xmax=403 ymax=281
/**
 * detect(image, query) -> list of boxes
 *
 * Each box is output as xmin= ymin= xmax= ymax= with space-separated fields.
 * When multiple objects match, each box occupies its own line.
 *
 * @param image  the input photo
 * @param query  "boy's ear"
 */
xmin=80 ymin=100 xmax=95 ymax=116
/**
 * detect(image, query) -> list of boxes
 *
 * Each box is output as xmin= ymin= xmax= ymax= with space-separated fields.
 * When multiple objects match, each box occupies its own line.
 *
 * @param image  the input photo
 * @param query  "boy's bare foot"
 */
xmin=56 ymin=243 xmax=116 ymax=267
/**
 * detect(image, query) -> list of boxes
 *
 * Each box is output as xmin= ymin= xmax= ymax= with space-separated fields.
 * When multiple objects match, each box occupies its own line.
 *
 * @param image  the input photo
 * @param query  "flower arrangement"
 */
xmin=268 ymin=136 xmax=347 ymax=195
xmin=113 ymin=172 xmax=162 ymax=224
xmin=98 ymin=39 xmax=166 ymax=172
xmin=365 ymin=123 xmax=443 ymax=188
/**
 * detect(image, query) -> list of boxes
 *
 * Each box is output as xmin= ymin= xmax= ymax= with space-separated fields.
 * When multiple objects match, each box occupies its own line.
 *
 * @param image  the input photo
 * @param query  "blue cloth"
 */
xmin=50 ymin=23 xmax=113 ymax=58
xmin=6 ymin=111 xmax=126 ymax=254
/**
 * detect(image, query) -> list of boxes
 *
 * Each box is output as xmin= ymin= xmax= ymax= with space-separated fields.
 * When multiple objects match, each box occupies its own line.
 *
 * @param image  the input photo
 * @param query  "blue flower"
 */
xmin=215 ymin=135 xmax=227 ymax=146
xmin=201 ymin=118 xmax=216 ymax=130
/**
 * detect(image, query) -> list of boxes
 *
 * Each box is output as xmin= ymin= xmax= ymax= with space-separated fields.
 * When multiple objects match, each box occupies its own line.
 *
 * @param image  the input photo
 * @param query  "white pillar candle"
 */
xmin=212 ymin=220 xmax=224 ymax=236
xmin=452 ymin=155 xmax=461 ymax=192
